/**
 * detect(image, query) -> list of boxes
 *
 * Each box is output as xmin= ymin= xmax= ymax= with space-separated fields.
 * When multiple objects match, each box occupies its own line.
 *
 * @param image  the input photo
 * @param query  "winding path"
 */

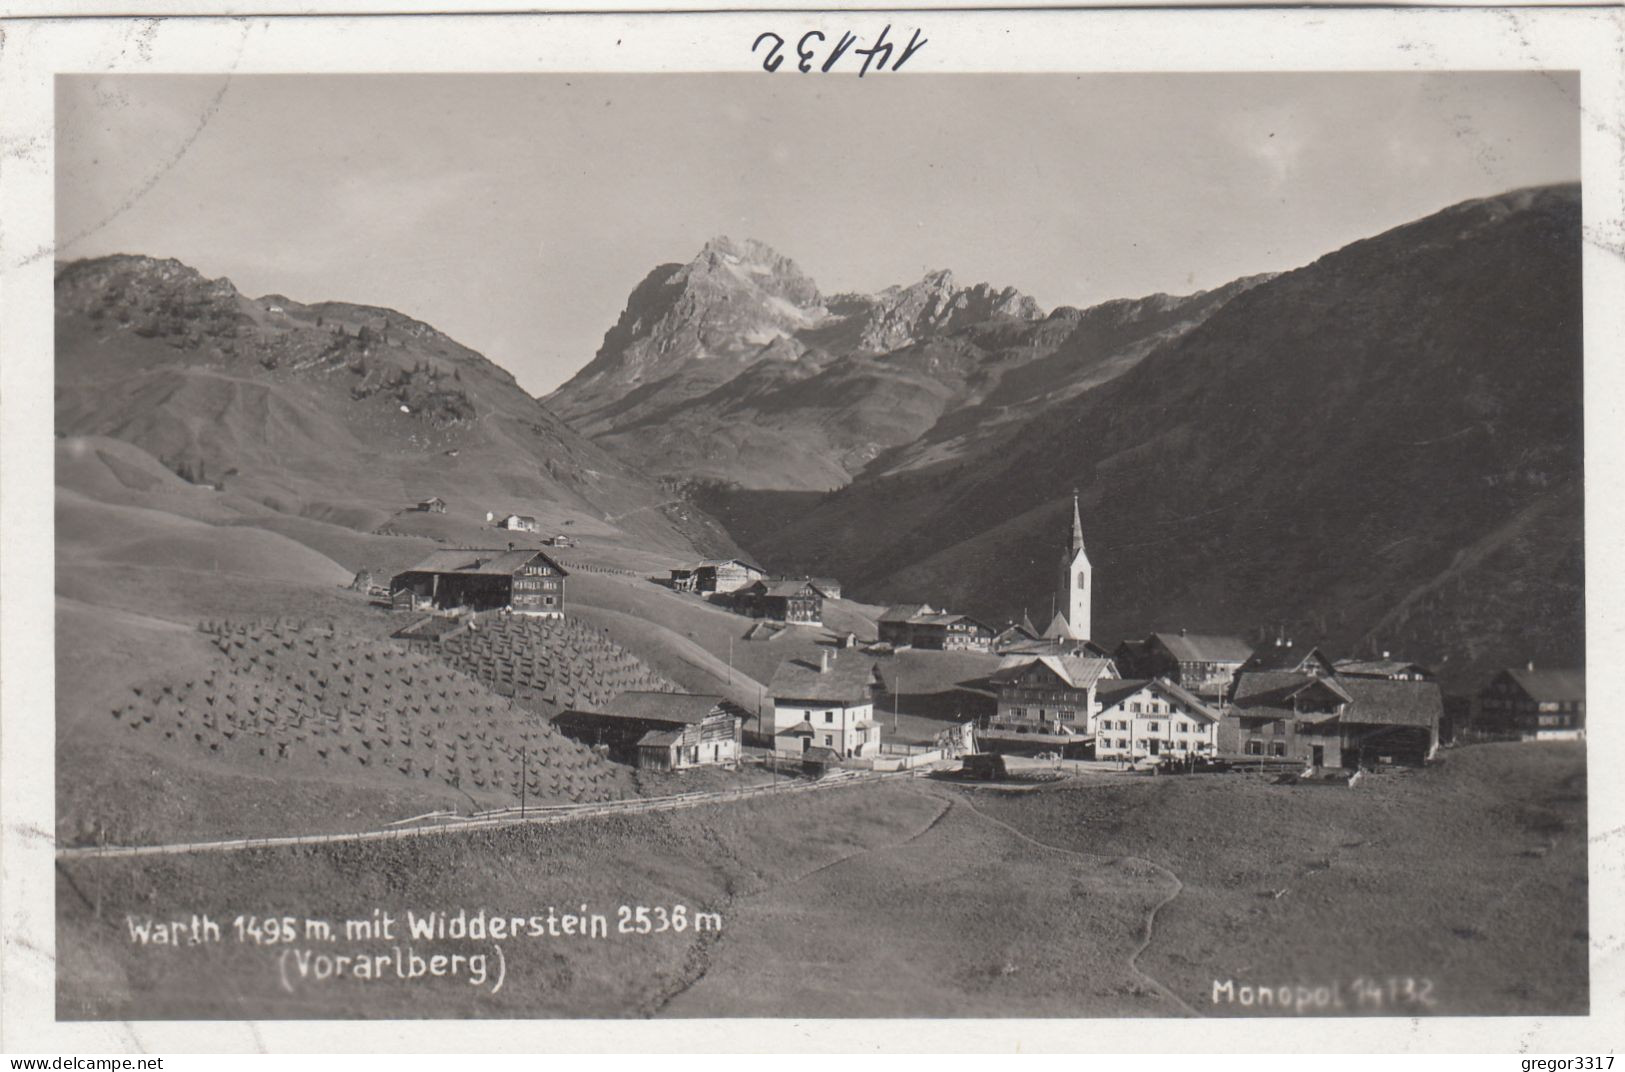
xmin=924 ymin=782 xmax=1202 ymax=1017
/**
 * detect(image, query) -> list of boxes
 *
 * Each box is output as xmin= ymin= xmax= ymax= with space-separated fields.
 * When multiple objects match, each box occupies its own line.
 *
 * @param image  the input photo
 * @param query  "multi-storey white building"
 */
xmin=767 ymin=650 xmax=882 ymax=759
xmin=1092 ymin=678 xmax=1221 ymax=764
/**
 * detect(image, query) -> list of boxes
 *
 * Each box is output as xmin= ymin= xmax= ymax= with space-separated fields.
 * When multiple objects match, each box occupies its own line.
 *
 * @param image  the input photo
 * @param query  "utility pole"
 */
xmin=520 ymin=745 xmax=527 ymax=818
xmin=893 ymin=673 xmax=900 ymax=733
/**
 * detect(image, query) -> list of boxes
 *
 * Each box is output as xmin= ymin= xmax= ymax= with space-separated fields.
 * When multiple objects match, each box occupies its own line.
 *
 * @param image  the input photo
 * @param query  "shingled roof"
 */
xmin=398 ymin=547 xmax=567 ymax=577
xmin=753 ymin=579 xmax=818 ymax=598
xmin=990 ymin=654 xmax=1115 ymax=691
xmin=1151 ymin=632 xmax=1253 ymax=664
xmin=769 ymin=653 xmax=880 ymax=704
xmin=1336 ymin=677 xmax=1444 ymax=727
xmin=1096 ymin=678 xmax=1222 ymax=722
xmin=1502 ymin=668 xmax=1586 ymax=703
xmin=600 ymin=691 xmax=735 ymax=725
xmin=1239 ymin=643 xmax=1333 ymax=674
xmin=1232 ymin=671 xmax=1439 ymax=728
xmin=1334 ymin=658 xmax=1434 ymax=678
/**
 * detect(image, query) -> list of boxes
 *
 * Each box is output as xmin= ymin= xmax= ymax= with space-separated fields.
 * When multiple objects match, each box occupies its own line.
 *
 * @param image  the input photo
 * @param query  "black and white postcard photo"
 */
xmin=1 ymin=4 xmax=1622 ymax=1056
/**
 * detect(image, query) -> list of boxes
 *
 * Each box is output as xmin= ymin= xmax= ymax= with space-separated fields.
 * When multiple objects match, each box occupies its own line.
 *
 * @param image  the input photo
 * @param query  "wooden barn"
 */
xmin=551 ymin=692 xmax=745 ymax=770
xmin=498 ymin=514 xmax=540 ymax=532
xmin=416 ymin=496 xmax=447 ymax=513
xmin=389 ymin=547 xmax=567 ymax=616
xmin=878 ymin=604 xmax=936 ymax=647
xmin=734 ymin=579 xmax=823 ymax=625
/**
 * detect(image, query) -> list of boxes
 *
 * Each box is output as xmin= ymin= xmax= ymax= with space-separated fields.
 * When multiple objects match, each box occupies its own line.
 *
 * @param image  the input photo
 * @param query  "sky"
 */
xmin=57 ymin=72 xmax=1580 ymax=395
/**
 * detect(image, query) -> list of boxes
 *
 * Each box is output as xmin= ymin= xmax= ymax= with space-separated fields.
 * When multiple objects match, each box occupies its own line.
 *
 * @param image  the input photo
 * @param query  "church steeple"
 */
xmin=1057 ymin=489 xmax=1093 ymax=642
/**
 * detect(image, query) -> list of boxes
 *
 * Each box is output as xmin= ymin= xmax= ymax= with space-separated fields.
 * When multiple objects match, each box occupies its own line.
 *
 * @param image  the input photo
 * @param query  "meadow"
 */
xmin=57 ymin=742 xmax=1585 ymax=1019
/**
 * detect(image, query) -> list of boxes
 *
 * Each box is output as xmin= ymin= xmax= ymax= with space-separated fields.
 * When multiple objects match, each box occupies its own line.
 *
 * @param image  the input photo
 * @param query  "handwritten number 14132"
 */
xmin=753 ymin=25 xmax=927 ymax=75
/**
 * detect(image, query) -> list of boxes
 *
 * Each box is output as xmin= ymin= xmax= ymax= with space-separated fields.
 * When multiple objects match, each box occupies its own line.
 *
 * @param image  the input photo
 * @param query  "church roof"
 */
xmin=1042 ymin=611 xmax=1079 ymax=640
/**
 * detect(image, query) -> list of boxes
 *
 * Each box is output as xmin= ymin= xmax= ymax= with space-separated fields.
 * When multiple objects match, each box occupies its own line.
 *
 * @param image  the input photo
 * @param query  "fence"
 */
xmin=555 ymin=558 xmax=642 ymax=578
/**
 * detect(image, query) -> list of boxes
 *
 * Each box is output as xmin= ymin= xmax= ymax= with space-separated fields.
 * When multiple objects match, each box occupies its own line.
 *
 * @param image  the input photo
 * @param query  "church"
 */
xmin=994 ymin=492 xmax=1104 ymax=659
xmin=1049 ymin=491 xmax=1093 ymax=642
xmin=981 ymin=493 xmax=1114 ymax=752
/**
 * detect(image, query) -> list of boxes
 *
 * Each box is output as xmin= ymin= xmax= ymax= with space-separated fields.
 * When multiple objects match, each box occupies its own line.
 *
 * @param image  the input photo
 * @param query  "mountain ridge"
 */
xmin=548 ymin=237 xmax=1260 ymax=490
xmin=54 ymin=253 xmax=741 ymax=561
xmin=704 ymin=182 xmax=1583 ymax=690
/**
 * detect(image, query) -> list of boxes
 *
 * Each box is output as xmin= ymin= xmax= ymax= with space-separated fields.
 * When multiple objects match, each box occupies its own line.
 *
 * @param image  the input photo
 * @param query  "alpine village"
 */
xmin=54 ymin=184 xmax=1587 ymax=1019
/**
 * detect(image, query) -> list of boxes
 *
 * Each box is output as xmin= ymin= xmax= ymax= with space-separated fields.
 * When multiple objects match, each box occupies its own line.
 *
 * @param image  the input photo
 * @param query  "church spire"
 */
xmin=1070 ymin=489 xmax=1085 ymax=556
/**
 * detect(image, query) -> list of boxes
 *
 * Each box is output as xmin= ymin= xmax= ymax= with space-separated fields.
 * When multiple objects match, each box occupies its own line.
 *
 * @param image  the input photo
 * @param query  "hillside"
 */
xmin=55 ymin=254 xmax=740 ymax=560
xmin=547 ymin=239 xmax=1252 ymax=490
xmin=59 ymin=743 xmax=1585 ymax=1018
xmin=720 ymin=185 xmax=1584 ymax=691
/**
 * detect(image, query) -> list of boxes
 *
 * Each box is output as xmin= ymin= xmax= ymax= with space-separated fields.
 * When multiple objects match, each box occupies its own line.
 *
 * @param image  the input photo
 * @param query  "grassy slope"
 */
xmin=967 ymin=741 xmax=1588 ymax=1015
xmin=57 ymin=743 xmax=1583 ymax=1019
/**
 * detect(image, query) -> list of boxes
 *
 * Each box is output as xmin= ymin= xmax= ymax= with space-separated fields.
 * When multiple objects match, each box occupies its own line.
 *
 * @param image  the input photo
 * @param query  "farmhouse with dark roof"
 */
xmin=1476 ymin=667 xmax=1586 ymax=740
xmin=552 ymin=692 xmax=744 ymax=770
xmin=1220 ymin=669 xmax=1442 ymax=767
xmin=390 ymin=547 xmax=567 ymax=616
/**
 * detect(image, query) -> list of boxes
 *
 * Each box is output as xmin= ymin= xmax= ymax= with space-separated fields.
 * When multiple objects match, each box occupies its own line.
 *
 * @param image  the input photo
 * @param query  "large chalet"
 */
xmin=1476 ymin=667 xmax=1586 ymax=740
xmin=1220 ymin=670 xmax=1442 ymax=768
xmin=987 ymin=653 xmax=1118 ymax=739
xmin=390 ymin=547 xmax=567 ymax=616
xmin=1093 ymin=678 xmax=1222 ymax=764
xmin=877 ymin=604 xmax=995 ymax=651
xmin=734 ymin=579 xmax=823 ymax=625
